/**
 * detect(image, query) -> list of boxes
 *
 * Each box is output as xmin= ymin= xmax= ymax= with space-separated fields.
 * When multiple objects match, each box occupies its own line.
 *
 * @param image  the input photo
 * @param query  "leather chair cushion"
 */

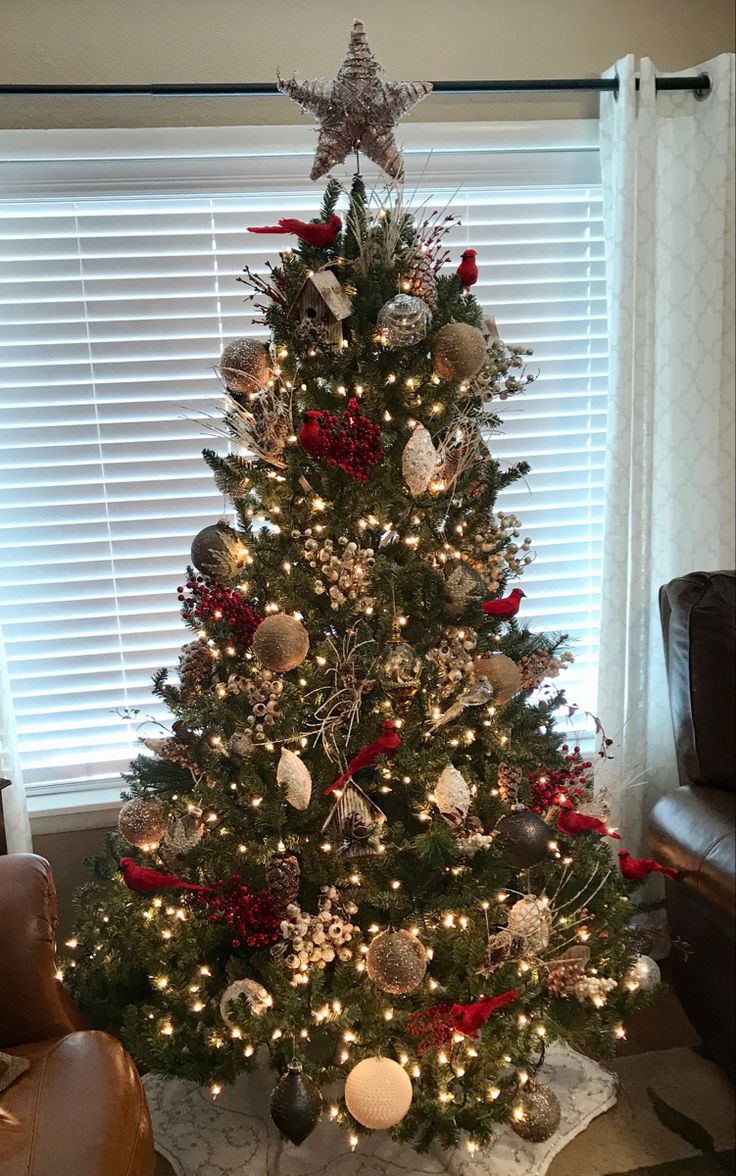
xmin=649 ymin=785 xmax=736 ymax=929
xmin=660 ymin=571 xmax=735 ymax=792
xmin=0 ymin=1032 xmax=154 ymax=1176
xmin=0 ymin=855 xmax=85 ymax=1049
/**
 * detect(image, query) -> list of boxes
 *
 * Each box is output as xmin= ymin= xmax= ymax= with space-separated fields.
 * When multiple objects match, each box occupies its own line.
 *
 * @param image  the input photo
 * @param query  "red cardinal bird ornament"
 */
xmin=247 ymin=214 xmax=342 ymax=249
xmin=119 ymin=857 xmax=210 ymax=895
xmin=450 ymin=991 xmax=518 ymax=1037
xmin=297 ymin=410 xmax=331 ymax=457
xmin=324 ymin=720 xmax=401 ymax=795
xmin=557 ymin=801 xmax=620 ymax=840
xmin=482 ymin=587 xmax=526 ymax=619
xmin=618 ymin=849 xmax=681 ymax=882
xmin=457 ymin=248 xmax=479 ymax=292
xmin=407 ymin=990 xmax=518 ymax=1052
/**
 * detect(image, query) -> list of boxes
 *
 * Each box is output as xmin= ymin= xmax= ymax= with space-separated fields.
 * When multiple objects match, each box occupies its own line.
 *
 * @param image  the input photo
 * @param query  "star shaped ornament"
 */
xmin=278 ymin=19 xmax=432 ymax=181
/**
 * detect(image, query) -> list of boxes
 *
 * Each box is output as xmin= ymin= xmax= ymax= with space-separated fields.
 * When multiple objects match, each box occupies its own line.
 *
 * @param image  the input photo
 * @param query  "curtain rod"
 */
xmin=0 ymin=74 xmax=713 ymax=99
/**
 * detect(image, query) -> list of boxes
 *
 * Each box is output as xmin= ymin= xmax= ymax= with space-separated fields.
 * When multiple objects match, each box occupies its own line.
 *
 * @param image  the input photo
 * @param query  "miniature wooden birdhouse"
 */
xmin=291 ymin=270 xmax=353 ymax=347
xmin=321 ymin=781 xmax=386 ymax=858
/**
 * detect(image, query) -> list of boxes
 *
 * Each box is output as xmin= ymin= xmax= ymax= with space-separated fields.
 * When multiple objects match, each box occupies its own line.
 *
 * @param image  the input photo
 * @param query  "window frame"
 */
xmin=0 ymin=119 xmax=602 ymax=833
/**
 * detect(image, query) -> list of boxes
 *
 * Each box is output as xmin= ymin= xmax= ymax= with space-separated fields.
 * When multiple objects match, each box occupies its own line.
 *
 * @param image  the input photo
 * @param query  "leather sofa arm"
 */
xmin=0 ymin=854 xmax=85 ymax=1049
xmin=0 ymin=1031 xmax=155 ymax=1176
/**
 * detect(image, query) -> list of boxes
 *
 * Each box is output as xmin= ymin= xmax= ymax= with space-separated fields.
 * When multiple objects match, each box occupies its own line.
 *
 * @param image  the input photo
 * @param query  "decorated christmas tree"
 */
xmin=66 ymin=21 xmax=664 ymax=1157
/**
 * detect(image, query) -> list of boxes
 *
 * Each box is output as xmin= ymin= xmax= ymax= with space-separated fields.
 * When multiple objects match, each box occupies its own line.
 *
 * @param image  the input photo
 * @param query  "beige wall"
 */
xmin=1 ymin=0 xmax=734 ymax=130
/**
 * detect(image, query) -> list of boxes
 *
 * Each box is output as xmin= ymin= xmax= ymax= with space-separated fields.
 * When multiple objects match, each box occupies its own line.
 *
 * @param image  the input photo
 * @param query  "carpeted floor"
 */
xmin=154 ymin=985 xmax=735 ymax=1176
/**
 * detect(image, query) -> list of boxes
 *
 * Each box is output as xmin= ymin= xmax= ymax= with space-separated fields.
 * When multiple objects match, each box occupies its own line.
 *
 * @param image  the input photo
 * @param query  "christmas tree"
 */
xmin=66 ymin=21 xmax=662 ymax=1156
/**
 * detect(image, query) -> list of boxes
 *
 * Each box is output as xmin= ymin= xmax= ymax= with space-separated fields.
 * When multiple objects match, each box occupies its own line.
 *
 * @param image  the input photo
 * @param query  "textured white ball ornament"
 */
xmin=434 ymin=764 xmax=471 ymax=820
xmin=628 ymin=954 xmax=661 ymax=991
xmin=344 ymin=1056 xmax=413 ymax=1129
xmin=402 ymin=423 xmax=438 ymax=497
xmin=252 ymin=614 xmax=309 ymax=672
xmin=277 ymin=747 xmax=312 ymax=811
xmin=507 ymin=895 xmax=552 ymax=952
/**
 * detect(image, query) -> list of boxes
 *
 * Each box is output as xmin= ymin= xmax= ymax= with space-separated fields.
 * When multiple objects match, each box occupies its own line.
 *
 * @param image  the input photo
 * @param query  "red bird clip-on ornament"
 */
xmin=618 ymin=849 xmax=681 ymax=882
xmin=456 ymin=248 xmax=479 ymax=293
xmin=119 ymin=857 xmax=210 ymax=895
xmin=247 ymin=214 xmax=342 ymax=249
xmin=324 ymin=720 xmax=401 ymax=795
xmin=556 ymin=800 xmax=620 ymax=840
xmin=482 ymin=587 xmax=526 ymax=619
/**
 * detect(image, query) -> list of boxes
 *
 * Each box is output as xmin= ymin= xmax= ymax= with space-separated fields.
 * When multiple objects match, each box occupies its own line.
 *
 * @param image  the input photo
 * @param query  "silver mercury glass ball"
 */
xmin=628 ymin=954 xmax=661 ymax=992
xmin=377 ymin=294 xmax=432 ymax=348
xmin=117 ymin=796 xmax=167 ymax=851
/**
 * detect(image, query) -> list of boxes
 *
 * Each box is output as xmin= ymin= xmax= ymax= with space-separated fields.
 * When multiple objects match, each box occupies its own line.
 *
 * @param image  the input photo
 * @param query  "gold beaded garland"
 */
xmin=365 ymin=928 xmax=427 ymax=994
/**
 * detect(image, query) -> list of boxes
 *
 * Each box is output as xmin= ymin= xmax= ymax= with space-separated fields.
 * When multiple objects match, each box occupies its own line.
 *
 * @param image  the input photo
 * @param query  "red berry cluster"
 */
xmin=177 ymin=577 xmax=261 ymax=651
xmin=304 ymin=398 xmax=383 ymax=482
xmin=196 ymin=875 xmax=282 ymax=949
xmin=528 ymin=744 xmax=594 ymax=813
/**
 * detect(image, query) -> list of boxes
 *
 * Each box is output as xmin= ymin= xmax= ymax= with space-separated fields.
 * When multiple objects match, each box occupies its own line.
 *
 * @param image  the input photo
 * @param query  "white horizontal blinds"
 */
xmin=0 ymin=197 xmax=237 ymax=793
xmin=0 ymin=126 xmax=606 ymax=796
xmin=451 ymin=188 xmax=607 ymax=714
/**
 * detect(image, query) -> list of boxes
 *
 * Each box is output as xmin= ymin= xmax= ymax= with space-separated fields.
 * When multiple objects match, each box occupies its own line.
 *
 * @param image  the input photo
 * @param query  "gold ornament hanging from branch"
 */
xmin=277 ymin=20 xmax=432 ymax=181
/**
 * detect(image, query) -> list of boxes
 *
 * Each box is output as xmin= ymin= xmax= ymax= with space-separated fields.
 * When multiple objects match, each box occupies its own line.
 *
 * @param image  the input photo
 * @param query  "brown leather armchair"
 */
xmin=648 ymin=570 xmax=735 ymax=1078
xmin=0 ymin=854 xmax=155 ymax=1176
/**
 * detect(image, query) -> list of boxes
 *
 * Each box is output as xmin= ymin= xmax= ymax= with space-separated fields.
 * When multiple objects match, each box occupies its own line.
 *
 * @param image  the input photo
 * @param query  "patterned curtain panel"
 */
xmin=597 ymin=54 xmax=735 ymax=849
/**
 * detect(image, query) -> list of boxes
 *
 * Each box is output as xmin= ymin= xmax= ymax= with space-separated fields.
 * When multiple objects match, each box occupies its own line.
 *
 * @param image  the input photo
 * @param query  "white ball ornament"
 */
xmin=345 ymin=1056 xmax=413 ymax=1130
xmin=628 ymin=954 xmax=661 ymax=991
xmin=277 ymin=747 xmax=312 ymax=811
xmin=402 ymin=423 xmax=439 ymax=497
xmin=507 ymin=895 xmax=552 ymax=952
xmin=434 ymin=764 xmax=471 ymax=821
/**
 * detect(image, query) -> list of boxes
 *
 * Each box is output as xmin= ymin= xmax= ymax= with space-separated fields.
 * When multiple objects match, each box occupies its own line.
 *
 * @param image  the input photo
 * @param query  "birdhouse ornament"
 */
xmin=291 ymin=270 xmax=353 ymax=348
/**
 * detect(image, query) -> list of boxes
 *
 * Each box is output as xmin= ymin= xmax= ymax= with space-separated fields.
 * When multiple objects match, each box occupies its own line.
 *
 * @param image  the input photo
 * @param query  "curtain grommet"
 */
xmin=694 ymin=72 xmax=712 ymax=101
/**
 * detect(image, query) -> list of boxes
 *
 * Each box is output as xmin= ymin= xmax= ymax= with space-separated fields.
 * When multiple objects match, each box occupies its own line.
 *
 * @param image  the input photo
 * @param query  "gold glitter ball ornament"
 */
xmin=278 ymin=20 xmax=432 ymax=182
xmin=432 ymin=321 xmax=487 ymax=382
xmin=472 ymin=653 xmax=522 ymax=706
xmin=345 ymin=1056 xmax=413 ymax=1129
xmin=378 ymin=293 xmax=432 ymax=348
xmin=510 ymin=1080 xmax=561 ymax=1143
xmin=117 ymin=796 xmax=167 ymax=851
xmin=444 ymin=561 xmax=486 ymax=618
xmin=218 ymin=338 xmax=273 ymax=395
xmin=366 ymin=929 xmax=427 ymax=995
xmin=252 ymin=614 xmax=309 ymax=672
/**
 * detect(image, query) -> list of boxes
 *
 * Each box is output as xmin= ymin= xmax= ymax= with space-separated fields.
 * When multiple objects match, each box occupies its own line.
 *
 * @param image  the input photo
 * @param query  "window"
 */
xmin=0 ymin=123 xmax=606 ymax=808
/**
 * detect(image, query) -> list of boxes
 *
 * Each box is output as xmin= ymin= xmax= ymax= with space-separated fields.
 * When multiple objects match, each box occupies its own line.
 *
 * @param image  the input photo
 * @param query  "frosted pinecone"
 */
xmin=180 ymin=641 xmax=213 ymax=701
xmin=497 ymin=762 xmax=523 ymax=805
xmin=265 ymin=853 xmax=301 ymax=913
xmin=404 ymin=251 xmax=438 ymax=309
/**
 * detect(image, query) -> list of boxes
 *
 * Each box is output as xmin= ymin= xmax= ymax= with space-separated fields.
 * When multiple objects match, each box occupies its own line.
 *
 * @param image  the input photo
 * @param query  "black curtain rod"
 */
xmin=0 ymin=74 xmax=712 ymax=99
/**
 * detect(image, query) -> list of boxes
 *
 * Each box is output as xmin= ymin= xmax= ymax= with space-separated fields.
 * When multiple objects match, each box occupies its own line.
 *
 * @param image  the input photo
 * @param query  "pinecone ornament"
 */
xmin=404 ymin=252 xmax=438 ymax=309
xmin=497 ymin=762 xmax=523 ymax=806
xmin=179 ymin=641 xmax=212 ymax=702
xmin=265 ymin=853 xmax=301 ymax=914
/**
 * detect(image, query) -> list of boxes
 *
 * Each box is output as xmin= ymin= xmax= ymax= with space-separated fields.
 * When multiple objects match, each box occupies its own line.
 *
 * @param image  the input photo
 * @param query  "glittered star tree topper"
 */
xmin=277 ymin=18 xmax=432 ymax=181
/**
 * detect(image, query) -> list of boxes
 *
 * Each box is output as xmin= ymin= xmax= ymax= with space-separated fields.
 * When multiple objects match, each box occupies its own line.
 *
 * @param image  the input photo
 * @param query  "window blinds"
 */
xmin=0 ymin=124 xmax=607 ymax=800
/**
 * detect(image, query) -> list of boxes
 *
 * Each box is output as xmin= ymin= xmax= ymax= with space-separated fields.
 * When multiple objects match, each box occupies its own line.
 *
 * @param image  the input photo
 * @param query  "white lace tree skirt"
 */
xmin=144 ymin=1042 xmax=617 ymax=1176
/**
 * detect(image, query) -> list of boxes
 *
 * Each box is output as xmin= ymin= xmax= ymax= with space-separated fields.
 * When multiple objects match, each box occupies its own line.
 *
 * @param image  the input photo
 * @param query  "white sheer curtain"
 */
xmin=597 ymin=53 xmax=735 ymax=850
xmin=0 ymin=625 xmax=32 ymax=853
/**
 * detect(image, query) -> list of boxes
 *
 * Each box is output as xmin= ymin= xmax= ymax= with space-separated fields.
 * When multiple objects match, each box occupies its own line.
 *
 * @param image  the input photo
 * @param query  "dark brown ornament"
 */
xmin=179 ymin=641 xmax=213 ymax=702
xmin=270 ymin=1062 xmax=322 ymax=1146
xmin=497 ymin=809 xmax=551 ymax=868
xmin=190 ymin=521 xmax=246 ymax=580
xmin=497 ymin=761 xmax=523 ymax=806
